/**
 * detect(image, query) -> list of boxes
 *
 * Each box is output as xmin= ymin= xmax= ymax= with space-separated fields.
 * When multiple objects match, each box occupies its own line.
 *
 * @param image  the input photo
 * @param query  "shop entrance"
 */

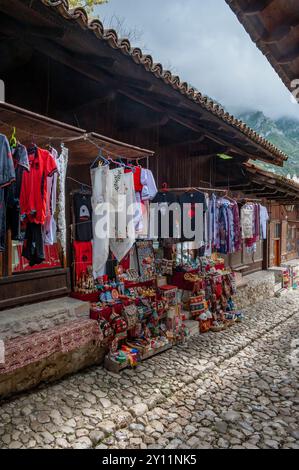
xmin=273 ymin=239 xmax=281 ymax=267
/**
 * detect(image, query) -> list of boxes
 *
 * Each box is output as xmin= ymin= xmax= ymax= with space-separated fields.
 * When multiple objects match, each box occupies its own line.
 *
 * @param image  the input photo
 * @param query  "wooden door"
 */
xmin=274 ymin=240 xmax=281 ymax=267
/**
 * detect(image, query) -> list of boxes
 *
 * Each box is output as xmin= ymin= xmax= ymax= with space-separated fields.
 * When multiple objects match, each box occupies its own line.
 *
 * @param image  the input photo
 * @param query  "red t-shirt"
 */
xmin=125 ymin=166 xmax=143 ymax=192
xmin=20 ymin=147 xmax=57 ymax=224
xmin=73 ymin=241 xmax=92 ymax=282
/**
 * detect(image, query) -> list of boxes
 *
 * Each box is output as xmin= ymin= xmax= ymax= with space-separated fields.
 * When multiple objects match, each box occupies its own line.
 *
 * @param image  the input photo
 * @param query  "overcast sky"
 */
xmin=97 ymin=0 xmax=299 ymax=121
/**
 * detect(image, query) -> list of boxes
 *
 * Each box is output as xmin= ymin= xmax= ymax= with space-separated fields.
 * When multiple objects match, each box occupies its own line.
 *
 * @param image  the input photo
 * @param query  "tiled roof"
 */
xmin=41 ymin=0 xmax=287 ymax=164
xmin=244 ymin=162 xmax=299 ymax=193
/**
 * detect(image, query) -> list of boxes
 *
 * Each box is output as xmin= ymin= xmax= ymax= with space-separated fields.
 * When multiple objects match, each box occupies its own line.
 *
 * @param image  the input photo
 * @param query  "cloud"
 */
xmin=98 ymin=0 xmax=299 ymax=120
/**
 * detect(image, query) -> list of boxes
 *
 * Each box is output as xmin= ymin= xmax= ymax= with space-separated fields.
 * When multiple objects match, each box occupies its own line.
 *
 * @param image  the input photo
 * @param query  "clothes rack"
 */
xmin=235 ymin=197 xmax=263 ymax=203
xmin=67 ymin=177 xmax=92 ymax=189
xmin=159 ymin=186 xmax=227 ymax=193
xmin=84 ymin=135 xmax=151 ymax=164
xmin=0 ymin=125 xmax=152 ymax=166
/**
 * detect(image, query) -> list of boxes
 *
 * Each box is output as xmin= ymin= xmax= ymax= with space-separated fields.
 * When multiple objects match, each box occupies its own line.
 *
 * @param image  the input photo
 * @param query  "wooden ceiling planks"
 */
xmin=0 ymin=102 xmax=154 ymax=163
xmin=227 ymin=0 xmax=299 ymax=91
xmin=0 ymin=0 xmax=288 ymax=167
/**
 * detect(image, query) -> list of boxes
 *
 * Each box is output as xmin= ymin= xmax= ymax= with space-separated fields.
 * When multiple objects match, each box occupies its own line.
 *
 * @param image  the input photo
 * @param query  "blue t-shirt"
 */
xmin=0 ymin=134 xmax=15 ymax=188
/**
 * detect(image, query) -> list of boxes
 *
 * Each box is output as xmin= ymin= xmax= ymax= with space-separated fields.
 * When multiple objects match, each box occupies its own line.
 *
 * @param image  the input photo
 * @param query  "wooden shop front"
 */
xmin=0 ymin=0 xmax=292 ymax=309
xmin=0 ymin=102 xmax=153 ymax=310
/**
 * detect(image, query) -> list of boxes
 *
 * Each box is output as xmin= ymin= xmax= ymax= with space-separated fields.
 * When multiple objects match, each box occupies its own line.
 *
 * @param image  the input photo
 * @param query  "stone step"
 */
xmin=0 ymin=297 xmax=90 ymax=341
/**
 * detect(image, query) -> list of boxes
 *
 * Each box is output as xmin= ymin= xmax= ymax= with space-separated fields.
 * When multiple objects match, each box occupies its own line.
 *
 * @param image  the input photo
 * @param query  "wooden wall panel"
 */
xmin=0 ymin=269 xmax=70 ymax=310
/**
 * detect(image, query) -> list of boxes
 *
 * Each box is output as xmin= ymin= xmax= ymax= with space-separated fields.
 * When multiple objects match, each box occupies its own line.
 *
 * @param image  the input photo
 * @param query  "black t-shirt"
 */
xmin=178 ymin=191 xmax=207 ymax=242
xmin=6 ymin=144 xmax=29 ymax=201
xmin=73 ymin=192 xmax=93 ymax=242
xmin=6 ymin=144 xmax=29 ymax=241
xmin=151 ymin=191 xmax=179 ymax=239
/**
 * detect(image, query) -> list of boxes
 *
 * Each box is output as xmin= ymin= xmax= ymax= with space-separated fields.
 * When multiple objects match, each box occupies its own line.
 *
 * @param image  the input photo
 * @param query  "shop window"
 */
xmin=242 ymin=244 xmax=254 ymax=265
xmin=254 ymin=240 xmax=263 ymax=262
xmin=274 ymin=223 xmax=281 ymax=239
xmin=287 ymin=225 xmax=296 ymax=253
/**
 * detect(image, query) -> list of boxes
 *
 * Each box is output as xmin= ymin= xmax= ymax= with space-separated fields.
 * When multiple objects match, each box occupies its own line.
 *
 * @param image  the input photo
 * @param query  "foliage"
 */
xmin=69 ymin=1 xmax=108 ymax=15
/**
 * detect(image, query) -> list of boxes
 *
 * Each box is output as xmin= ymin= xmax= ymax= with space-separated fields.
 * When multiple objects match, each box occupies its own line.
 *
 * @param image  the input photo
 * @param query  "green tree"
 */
xmin=69 ymin=1 xmax=108 ymax=15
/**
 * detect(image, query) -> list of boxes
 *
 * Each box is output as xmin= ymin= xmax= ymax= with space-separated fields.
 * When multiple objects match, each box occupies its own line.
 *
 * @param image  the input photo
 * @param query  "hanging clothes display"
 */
xmin=0 ymin=134 xmax=16 ymax=252
xmin=20 ymin=146 xmax=57 ymax=225
xmin=73 ymin=157 xmax=159 ymax=285
xmin=0 ymin=129 xmax=68 ymax=267
xmin=209 ymin=196 xmax=241 ymax=255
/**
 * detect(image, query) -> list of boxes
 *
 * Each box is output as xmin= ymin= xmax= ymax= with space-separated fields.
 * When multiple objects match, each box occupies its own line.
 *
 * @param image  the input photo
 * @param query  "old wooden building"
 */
xmin=0 ymin=0 xmax=297 ymax=308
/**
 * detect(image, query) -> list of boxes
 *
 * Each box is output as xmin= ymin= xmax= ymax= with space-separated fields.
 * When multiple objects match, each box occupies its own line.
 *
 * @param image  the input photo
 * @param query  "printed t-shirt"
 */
xmin=178 ymin=191 xmax=207 ymax=242
xmin=73 ymin=192 xmax=93 ymax=242
xmin=151 ymin=191 xmax=179 ymax=239
xmin=73 ymin=240 xmax=93 ymax=282
xmin=20 ymin=147 xmax=57 ymax=224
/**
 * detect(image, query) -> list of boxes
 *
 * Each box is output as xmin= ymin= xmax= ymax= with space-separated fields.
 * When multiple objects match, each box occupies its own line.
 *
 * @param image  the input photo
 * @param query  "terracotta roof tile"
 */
xmin=41 ymin=0 xmax=287 ymax=164
xmin=244 ymin=162 xmax=299 ymax=193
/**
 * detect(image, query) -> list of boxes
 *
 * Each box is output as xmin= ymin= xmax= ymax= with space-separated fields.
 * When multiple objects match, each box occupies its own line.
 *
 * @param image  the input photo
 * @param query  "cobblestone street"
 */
xmin=0 ymin=291 xmax=298 ymax=450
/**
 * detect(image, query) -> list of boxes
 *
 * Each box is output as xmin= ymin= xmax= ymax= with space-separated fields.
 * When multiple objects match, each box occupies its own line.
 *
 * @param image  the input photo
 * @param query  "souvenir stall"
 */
xmin=68 ymin=166 xmax=276 ymax=371
xmin=0 ymin=102 xmax=273 ymax=375
xmin=0 ymin=102 xmax=88 ymax=309
xmin=68 ymin=143 xmax=187 ymax=372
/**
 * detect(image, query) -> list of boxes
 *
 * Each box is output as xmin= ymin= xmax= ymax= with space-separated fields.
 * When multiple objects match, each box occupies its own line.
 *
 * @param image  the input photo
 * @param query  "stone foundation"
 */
xmin=234 ymin=271 xmax=275 ymax=309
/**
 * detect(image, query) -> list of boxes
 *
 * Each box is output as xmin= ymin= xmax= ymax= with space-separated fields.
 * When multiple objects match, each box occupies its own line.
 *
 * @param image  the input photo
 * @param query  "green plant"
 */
xmin=69 ymin=1 xmax=108 ymax=15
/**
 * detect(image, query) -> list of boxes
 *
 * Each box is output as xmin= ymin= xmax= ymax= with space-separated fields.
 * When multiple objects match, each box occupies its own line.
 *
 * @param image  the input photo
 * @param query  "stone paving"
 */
xmin=0 ymin=291 xmax=298 ymax=449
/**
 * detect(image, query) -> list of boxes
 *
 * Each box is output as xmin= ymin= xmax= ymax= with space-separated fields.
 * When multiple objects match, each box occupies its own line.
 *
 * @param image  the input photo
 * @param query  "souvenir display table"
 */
xmin=70 ymin=246 xmax=244 ymax=372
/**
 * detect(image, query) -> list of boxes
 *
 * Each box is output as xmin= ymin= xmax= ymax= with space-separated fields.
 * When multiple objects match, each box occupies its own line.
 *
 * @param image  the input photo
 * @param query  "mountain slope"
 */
xmin=236 ymin=111 xmax=299 ymax=177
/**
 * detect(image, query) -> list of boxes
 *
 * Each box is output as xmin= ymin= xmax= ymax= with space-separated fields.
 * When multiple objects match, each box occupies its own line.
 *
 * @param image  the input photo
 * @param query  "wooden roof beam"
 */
xmin=277 ymin=48 xmax=299 ymax=65
xmin=0 ymin=11 xmax=66 ymax=39
xmin=251 ymin=177 xmax=298 ymax=197
xmin=242 ymin=0 xmax=275 ymax=16
xmin=260 ymin=18 xmax=299 ymax=44
xmin=119 ymin=89 xmax=269 ymax=161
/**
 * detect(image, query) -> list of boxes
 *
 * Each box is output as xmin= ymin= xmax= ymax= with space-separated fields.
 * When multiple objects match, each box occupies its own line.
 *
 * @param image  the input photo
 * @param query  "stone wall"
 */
xmin=234 ymin=271 xmax=275 ymax=310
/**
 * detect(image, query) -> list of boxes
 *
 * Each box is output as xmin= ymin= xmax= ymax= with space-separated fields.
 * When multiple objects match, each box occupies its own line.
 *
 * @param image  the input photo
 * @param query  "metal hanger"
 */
xmin=90 ymin=149 xmax=109 ymax=169
xmin=9 ymin=126 xmax=17 ymax=149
